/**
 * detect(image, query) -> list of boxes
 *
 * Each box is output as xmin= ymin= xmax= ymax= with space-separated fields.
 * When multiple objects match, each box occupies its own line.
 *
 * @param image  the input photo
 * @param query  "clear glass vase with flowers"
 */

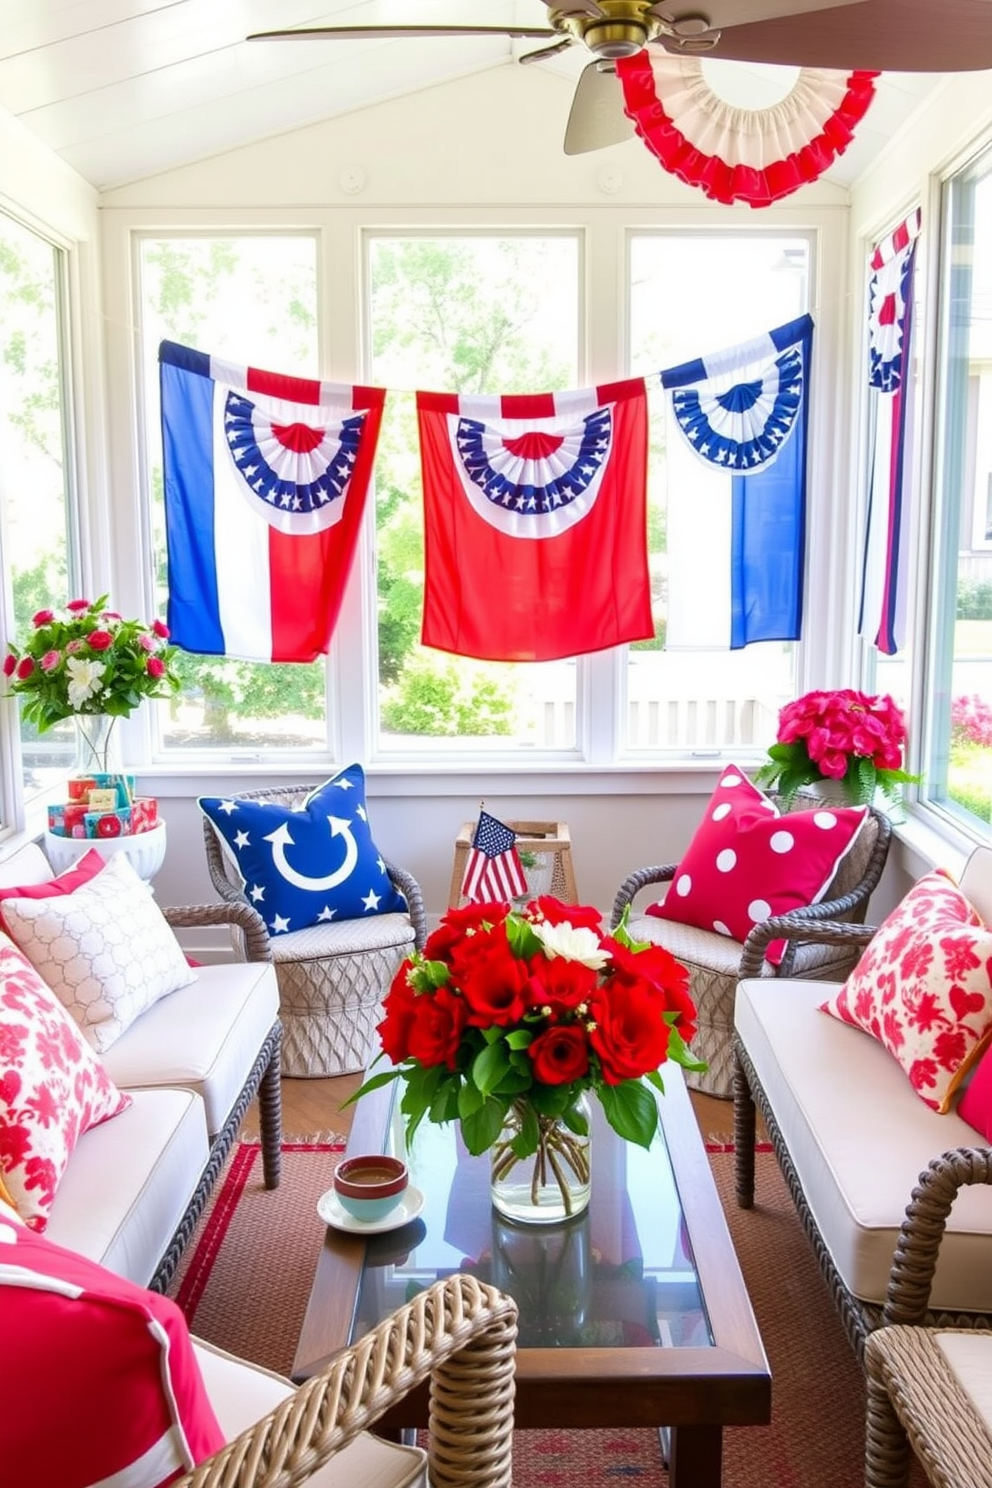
xmin=350 ymin=897 xmax=704 ymax=1224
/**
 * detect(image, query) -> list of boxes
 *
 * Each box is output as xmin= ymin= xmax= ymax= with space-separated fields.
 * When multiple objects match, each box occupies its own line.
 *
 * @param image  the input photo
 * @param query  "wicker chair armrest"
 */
xmin=163 ymin=902 xmax=274 ymax=963
xmin=386 ymin=860 xmax=428 ymax=950
xmin=201 ymin=818 xmax=246 ymax=906
xmin=881 ymin=1148 xmax=992 ymax=1329
xmin=610 ymin=864 xmax=679 ymax=928
xmin=738 ymin=916 xmax=877 ymax=980
xmin=176 ymin=1273 xmax=518 ymax=1488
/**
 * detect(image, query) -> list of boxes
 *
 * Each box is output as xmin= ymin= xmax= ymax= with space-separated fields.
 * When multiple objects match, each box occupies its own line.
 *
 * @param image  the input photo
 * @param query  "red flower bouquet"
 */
xmin=755 ymin=688 xmax=921 ymax=807
xmin=352 ymin=897 xmax=702 ymax=1219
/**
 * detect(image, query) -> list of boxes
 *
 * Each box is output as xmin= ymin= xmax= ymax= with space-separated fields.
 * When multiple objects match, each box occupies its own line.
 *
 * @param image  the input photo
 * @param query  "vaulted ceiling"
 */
xmin=0 ymin=0 xmax=962 ymax=192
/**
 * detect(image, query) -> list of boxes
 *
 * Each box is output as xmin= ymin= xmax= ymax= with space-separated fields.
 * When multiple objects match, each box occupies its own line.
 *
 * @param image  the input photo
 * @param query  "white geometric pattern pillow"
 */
xmin=0 ymin=853 xmax=197 ymax=1053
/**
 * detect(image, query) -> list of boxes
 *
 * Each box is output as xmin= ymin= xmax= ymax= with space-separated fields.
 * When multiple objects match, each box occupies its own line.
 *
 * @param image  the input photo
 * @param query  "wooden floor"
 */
xmin=242 ymin=1071 xmax=745 ymax=1145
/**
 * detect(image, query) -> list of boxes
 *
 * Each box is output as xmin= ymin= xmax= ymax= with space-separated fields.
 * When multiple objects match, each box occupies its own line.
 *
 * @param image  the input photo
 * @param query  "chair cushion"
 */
xmin=193 ymin=1339 xmax=428 ymax=1488
xmin=819 ymin=869 xmax=992 ymax=1112
xmin=0 ymin=1216 xmax=225 ymax=1488
xmin=0 ymin=934 xmax=131 ymax=1231
xmin=199 ymin=763 xmax=408 ymax=937
xmin=958 ymin=1041 xmax=992 ymax=1142
xmin=0 ymin=852 xmax=198 ymax=1053
xmin=44 ymin=1087 xmax=209 ymax=1285
xmin=101 ymin=959 xmax=279 ymax=1136
xmin=647 ymin=764 xmax=869 ymax=964
xmin=0 ymin=847 xmax=105 ymax=930
xmin=735 ymin=976 xmax=992 ymax=1314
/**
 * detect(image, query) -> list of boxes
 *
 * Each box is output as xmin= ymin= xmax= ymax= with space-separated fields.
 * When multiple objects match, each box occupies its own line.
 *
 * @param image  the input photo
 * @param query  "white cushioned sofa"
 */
xmin=732 ymin=844 xmax=992 ymax=1357
xmin=0 ymin=840 xmax=282 ymax=1292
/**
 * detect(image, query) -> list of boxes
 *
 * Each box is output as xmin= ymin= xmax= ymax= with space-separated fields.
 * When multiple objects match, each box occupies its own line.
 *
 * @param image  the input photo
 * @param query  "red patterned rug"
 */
xmin=171 ymin=1137 xmax=927 ymax=1487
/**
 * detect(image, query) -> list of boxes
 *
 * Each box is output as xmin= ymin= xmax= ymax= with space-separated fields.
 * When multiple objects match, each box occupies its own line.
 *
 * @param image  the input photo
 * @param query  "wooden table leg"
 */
xmin=668 ymin=1425 xmax=723 ymax=1488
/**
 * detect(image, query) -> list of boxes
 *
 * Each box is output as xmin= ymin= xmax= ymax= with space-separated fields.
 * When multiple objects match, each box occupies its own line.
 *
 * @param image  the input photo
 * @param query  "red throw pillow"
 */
xmin=647 ymin=764 xmax=870 ymax=964
xmin=0 ymin=848 xmax=105 ymax=932
xmin=820 ymin=870 xmax=992 ymax=1112
xmin=0 ymin=933 xmax=131 ymax=1229
xmin=957 ymin=1040 xmax=992 ymax=1141
xmin=0 ymin=1216 xmax=225 ymax=1487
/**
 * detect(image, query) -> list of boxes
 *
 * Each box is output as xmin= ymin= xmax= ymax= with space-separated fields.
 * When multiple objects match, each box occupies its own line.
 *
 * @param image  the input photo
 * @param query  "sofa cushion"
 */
xmin=44 ymin=1086 xmax=210 ymax=1284
xmin=193 ymin=1339 xmax=428 ymax=1488
xmin=101 ymin=959 xmax=279 ymax=1136
xmin=0 ymin=1215 xmax=225 ymax=1488
xmin=198 ymin=763 xmax=408 ymax=937
xmin=735 ymin=976 xmax=992 ymax=1314
xmin=0 ymin=847 xmax=105 ymax=930
xmin=819 ymin=869 xmax=992 ymax=1112
xmin=0 ymin=852 xmax=198 ymax=1053
xmin=958 ymin=1041 xmax=992 ymax=1142
xmin=647 ymin=764 xmax=869 ymax=964
xmin=0 ymin=933 xmax=131 ymax=1231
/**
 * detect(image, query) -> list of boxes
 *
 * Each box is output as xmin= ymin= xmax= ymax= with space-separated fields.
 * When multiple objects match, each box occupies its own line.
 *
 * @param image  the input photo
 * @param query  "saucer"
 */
xmin=317 ymin=1184 xmax=425 ymax=1235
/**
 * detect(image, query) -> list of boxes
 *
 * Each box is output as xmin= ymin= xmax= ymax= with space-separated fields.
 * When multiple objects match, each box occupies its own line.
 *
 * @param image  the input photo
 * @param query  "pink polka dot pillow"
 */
xmin=0 ymin=933 xmax=130 ymax=1229
xmin=647 ymin=764 xmax=870 ymax=964
xmin=820 ymin=870 xmax=992 ymax=1112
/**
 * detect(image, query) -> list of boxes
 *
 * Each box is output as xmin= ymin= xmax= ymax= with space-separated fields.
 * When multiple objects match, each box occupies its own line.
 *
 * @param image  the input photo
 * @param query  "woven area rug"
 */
xmin=170 ymin=1137 xmax=927 ymax=1488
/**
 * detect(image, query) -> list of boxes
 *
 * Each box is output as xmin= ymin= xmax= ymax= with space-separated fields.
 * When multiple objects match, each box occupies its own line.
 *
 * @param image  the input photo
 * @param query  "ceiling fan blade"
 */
xmin=646 ymin=0 xmax=864 ymax=33
xmin=660 ymin=0 xmax=992 ymax=71
xmin=564 ymin=62 xmax=635 ymax=156
xmin=519 ymin=37 xmax=576 ymax=65
xmin=247 ymin=25 xmax=557 ymax=43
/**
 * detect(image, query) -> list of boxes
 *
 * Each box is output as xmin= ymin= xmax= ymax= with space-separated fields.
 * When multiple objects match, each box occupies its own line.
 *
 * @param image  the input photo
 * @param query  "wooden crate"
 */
xmin=448 ymin=819 xmax=578 ymax=908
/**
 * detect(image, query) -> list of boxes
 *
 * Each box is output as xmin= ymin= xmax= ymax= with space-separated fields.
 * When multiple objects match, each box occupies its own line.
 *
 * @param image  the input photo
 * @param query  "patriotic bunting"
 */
xmin=416 ymin=380 xmax=653 ymax=662
xmin=159 ymin=340 xmax=384 ymax=663
xmin=858 ymin=208 xmax=921 ymax=656
xmin=661 ymin=315 xmax=812 ymax=650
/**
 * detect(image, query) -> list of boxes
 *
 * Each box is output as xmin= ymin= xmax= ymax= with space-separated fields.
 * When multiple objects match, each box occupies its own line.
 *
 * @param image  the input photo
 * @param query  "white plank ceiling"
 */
xmin=0 ymin=0 xmax=949 ymax=191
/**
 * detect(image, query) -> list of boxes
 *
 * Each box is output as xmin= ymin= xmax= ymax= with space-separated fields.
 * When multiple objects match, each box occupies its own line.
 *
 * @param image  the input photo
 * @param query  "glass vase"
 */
xmin=72 ymin=712 xmax=131 ymax=801
xmin=490 ymin=1094 xmax=591 ymax=1225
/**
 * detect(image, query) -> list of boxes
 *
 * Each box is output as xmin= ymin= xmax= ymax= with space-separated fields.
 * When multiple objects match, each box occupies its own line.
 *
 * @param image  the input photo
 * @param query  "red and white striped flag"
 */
xmin=461 ymin=811 xmax=527 ymax=905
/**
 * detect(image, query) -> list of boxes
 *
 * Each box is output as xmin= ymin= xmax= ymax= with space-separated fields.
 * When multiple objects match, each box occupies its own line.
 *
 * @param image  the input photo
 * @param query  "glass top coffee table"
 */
xmin=293 ymin=1064 xmax=770 ymax=1488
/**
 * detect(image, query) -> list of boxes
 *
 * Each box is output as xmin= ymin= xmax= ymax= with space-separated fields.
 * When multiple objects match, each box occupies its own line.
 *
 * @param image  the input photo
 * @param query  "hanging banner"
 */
xmin=661 ymin=314 xmax=813 ymax=650
xmin=159 ymin=340 xmax=385 ymax=663
xmin=417 ymin=379 xmax=653 ymax=662
xmin=858 ymin=207 xmax=921 ymax=656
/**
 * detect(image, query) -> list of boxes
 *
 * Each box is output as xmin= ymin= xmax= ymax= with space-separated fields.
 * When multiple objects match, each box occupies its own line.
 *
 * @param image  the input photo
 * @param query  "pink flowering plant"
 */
xmin=3 ymin=595 xmax=179 ymax=732
xmin=755 ymin=688 xmax=922 ymax=807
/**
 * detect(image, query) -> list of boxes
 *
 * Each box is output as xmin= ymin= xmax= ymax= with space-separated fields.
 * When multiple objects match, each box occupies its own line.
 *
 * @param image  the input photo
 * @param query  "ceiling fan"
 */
xmin=247 ymin=0 xmax=992 ymax=156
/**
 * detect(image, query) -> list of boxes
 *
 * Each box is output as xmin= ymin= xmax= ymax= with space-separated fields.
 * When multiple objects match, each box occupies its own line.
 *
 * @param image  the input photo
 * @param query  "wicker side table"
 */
xmin=865 ymin=1324 xmax=992 ymax=1488
xmin=448 ymin=820 xmax=578 ymax=908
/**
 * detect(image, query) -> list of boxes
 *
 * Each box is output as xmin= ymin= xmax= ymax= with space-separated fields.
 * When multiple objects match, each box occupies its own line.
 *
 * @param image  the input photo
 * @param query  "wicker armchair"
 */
xmin=203 ymin=784 xmax=427 ymax=1078
xmin=864 ymin=1150 xmax=992 ymax=1488
xmin=176 ymin=1274 xmax=518 ymax=1488
xmin=610 ymin=793 xmax=892 ymax=1097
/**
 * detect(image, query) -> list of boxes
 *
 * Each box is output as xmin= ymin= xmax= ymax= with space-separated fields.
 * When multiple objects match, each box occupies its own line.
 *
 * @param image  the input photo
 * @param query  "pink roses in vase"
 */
xmin=755 ymin=688 xmax=922 ymax=807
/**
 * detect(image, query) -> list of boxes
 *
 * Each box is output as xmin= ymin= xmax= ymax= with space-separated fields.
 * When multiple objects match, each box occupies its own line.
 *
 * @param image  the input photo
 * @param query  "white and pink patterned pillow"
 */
xmin=0 ymin=933 xmax=130 ymax=1229
xmin=648 ymin=764 xmax=870 ymax=963
xmin=820 ymin=870 xmax=992 ymax=1112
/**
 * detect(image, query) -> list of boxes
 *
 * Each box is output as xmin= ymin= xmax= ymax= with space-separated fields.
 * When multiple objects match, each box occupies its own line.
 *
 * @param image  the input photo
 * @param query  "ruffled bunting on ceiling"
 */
xmin=616 ymin=53 xmax=878 ymax=208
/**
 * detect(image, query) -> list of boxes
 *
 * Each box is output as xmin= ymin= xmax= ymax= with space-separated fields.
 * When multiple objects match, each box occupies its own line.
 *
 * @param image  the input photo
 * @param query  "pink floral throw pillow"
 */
xmin=820 ymin=870 xmax=992 ymax=1112
xmin=647 ymin=764 xmax=870 ymax=964
xmin=0 ymin=933 xmax=131 ymax=1229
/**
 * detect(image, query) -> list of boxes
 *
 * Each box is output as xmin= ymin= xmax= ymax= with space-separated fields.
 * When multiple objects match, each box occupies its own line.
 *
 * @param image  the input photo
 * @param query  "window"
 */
xmin=136 ymin=234 xmax=323 ymax=758
xmin=626 ymin=233 xmax=808 ymax=754
xmin=922 ymin=147 xmax=992 ymax=830
xmin=367 ymin=234 xmax=581 ymax=756
xmin=0 ymin=212 xmax=76 ymax=818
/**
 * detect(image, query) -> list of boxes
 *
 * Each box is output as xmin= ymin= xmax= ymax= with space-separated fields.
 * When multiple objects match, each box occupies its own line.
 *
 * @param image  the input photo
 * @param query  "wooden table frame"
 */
xmin=294 ymin=1068 xmax=770 ymax=1488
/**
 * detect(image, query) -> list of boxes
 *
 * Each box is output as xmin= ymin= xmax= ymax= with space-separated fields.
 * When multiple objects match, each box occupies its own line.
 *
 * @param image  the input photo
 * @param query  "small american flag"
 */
xmin=461 ymin=810 xmax=528 ymax=905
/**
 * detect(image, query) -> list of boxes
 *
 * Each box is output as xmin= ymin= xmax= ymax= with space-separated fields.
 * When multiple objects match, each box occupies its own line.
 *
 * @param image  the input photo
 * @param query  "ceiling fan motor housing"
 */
xmin=551 ymin=3 xmax=665 ymax=59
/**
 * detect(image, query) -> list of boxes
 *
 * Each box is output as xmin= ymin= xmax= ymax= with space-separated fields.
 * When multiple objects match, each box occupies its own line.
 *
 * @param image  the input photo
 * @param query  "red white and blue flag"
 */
xmin=660 ymin=315 xmax=812 ymax=650
xmin=417 ymin=379 xmax=653 ymax=662
xmin=858 ymin=208 xmax=921 ymax=656
xmin=159 ymin=340 xmax=385 ymax=662
xmin=461 ymin=811 xmax=528 ymax=904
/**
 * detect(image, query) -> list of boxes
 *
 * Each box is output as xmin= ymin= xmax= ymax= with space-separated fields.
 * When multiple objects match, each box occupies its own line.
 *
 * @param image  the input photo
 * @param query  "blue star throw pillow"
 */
xmin=197 ymin=765 xmax=407 ymax=936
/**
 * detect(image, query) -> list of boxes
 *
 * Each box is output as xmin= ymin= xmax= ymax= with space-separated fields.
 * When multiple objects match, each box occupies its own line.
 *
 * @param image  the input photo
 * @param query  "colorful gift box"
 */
xmin=85 ymin=807 xmax=132 ymax=838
